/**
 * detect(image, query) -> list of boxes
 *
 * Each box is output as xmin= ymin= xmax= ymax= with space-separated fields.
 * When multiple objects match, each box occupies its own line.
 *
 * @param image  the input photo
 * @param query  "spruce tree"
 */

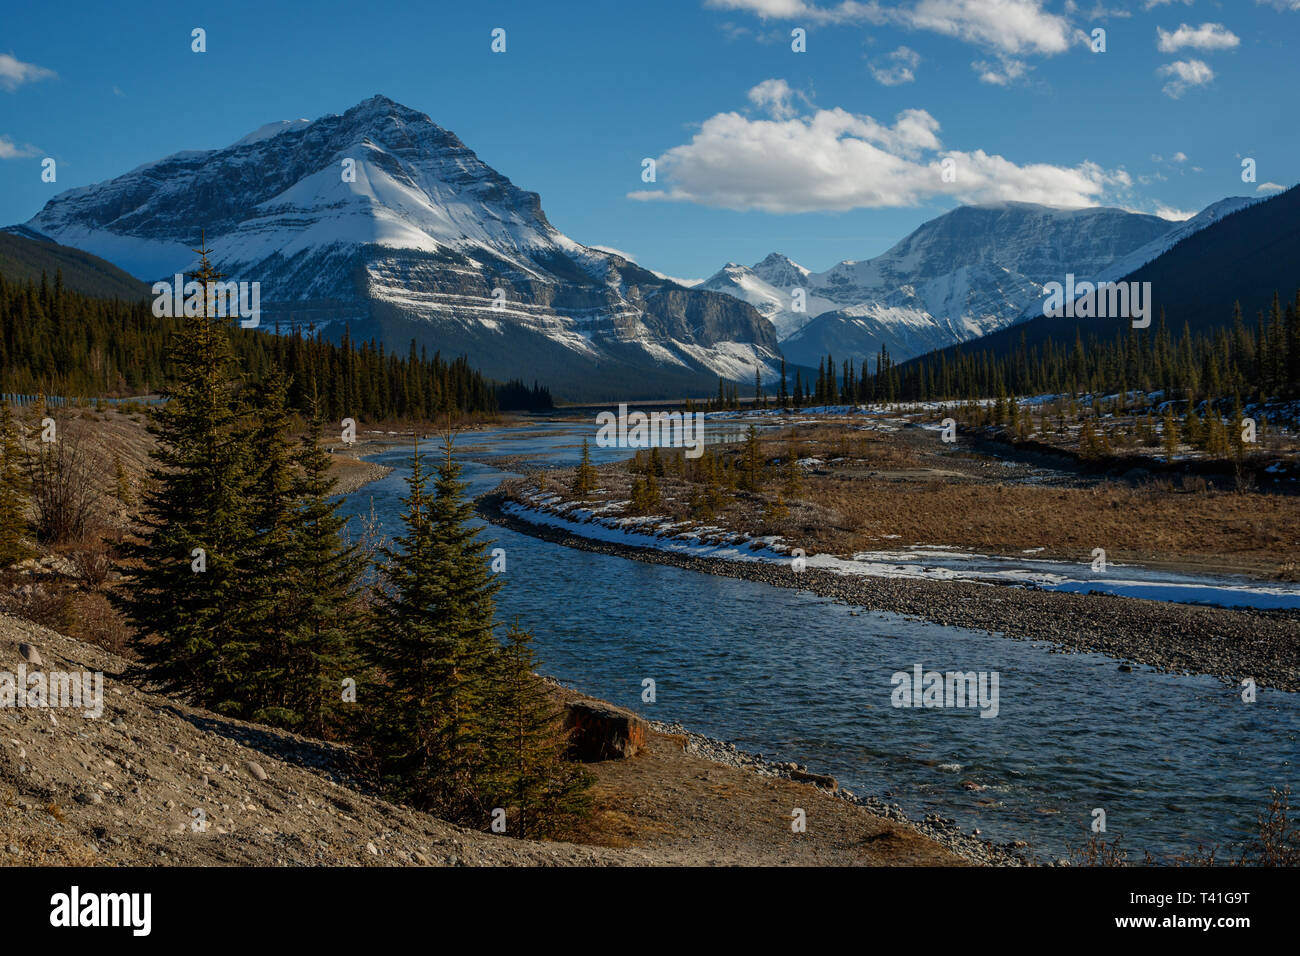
xmin=1161 ymin=407 xmax=1180 ymax=460
xmin=223 ymin=375 xmax=366 ymax=733
xmin=571 ymin=438 xmax=598 ymax=497
xmin=740 ymin=424 xmax=762 ymax=492
xmin=223 ymin=370 xmax=298 ymax=719
xmin=117 ymin=244 xmax=254 ymax=704
xmin=782 ymin=447 xmax=802 ymax=500
xmin=282 ymin=399 xmax=367 ymax=737
xmin=484 ymin=623 xmax=592 ymax=839
xmin=366 ymin=434 xmax=502 ymax=819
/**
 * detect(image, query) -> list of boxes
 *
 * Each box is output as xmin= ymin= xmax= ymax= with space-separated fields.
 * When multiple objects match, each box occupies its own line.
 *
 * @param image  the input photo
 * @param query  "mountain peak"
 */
xmin=16 ymin=96 xmax=780 ymax=400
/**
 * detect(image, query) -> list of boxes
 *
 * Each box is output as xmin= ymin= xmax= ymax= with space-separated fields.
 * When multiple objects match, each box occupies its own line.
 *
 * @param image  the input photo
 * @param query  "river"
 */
xmin=341 ymin=419 xmax=1299 ymax=863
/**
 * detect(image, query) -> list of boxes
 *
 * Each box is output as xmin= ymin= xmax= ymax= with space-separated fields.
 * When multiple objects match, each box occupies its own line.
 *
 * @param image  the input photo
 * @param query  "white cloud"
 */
xmin=706 ymin=0 xmax=820 ymax=16
xmin=906 ymin=0 xmax=1073 ymax=54
xmin=748 ymin=78 xmax=802 ymax=118
xmin=1144 ymin=0 xmax=1193 ymax=9
xmin=1156 ymin=23 xmax=1240 ymax=53
xmin=0 ymin=135 xmax=41 ymax=159
xmin=0 ymin=53 xmax=56 ymax=92
xmin=1256 ymin=182 xmax=1287 ymax=194
xmin=1172 ymin=151 xmax=1188 ymax=162
xmin=1081 ymin=3 xmax=1132 ymax=20
xmin=1154 ymin=204 xmax=1196 ymax=221
xmin=1256 ymin=1 xmax=1300 ymax=11
xmin=972 ymin=54 xmax=1029 ymax=84
xmin=870 ymin=45 xmax=921 ymax=85
xmin=705 ymin=0 xmax=1074 ymax=55
xmin=1158 ymin=58 xmax=1214 ymax=97
xmin=629 ymin=80 xmax=1132 ymax=213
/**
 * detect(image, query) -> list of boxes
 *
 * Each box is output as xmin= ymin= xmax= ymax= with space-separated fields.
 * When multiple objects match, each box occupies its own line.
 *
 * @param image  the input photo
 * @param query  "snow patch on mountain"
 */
xmin=16 ymin=95 xmax=777 ymax=399
xmin=705 ymin=203 xmax=1181 ymax=366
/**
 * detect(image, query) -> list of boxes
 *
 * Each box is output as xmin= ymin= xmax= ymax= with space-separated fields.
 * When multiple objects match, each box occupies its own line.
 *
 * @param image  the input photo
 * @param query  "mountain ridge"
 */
xmin=18 ymin=95 xmax=779 ymax=401
xmin=701 ymin=202 xmax=1181 ymax=367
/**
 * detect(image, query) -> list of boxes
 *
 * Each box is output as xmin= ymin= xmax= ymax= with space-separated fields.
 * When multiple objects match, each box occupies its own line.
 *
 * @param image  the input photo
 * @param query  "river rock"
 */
xmin=18 ymin=643 xmax=42 ymax=666
xmin=563 ymin=698 xmax=647 ymax=761
xmin=790 ymin=768 xmax=839 ymax=791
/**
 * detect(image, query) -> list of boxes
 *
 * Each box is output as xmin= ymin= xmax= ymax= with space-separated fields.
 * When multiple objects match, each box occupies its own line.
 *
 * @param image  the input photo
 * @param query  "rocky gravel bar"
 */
xmin=480 ymin=490 xmax=1300 ymax=693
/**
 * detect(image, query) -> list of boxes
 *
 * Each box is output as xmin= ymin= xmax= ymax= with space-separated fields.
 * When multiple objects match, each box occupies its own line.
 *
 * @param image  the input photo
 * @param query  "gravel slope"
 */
xmin=0 ymin=613 xmax=984 ymax=866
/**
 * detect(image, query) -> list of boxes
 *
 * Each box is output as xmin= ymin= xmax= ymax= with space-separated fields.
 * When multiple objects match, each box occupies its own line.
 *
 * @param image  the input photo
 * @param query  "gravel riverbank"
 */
xmin=480 ymin=489 xmax=1300 ymax=693
xmin=647 ymin=719 xmax=1031 ymax=865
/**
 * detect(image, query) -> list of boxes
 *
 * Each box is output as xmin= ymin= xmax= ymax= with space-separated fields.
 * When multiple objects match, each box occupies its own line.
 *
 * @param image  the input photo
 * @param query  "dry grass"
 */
xmin=542 ymin=419 xmax=1300 ymax=580
xmin=815 ymin=477 xmax=1300 ymax=573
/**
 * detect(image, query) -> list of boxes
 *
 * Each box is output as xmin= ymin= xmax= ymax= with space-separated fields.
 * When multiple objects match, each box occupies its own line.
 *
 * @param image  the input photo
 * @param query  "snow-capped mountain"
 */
xmin=1025 ymin=195 xmax=1260 ymax=317
xmin=944 ymin=184 xmax=1298 ymax=360
xmin=18 ymin=95 xmax=779 ymax=400
xmin=702 ymin=203 xmax=1178 ymax=368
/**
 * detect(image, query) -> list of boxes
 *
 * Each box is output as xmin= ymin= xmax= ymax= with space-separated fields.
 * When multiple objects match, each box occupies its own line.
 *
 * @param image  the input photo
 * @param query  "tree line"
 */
xmin=835 ymin=293 xmax=1300 ymax=408
xmin=749 ymin=292 xmax=1300 ymax=412
xmin=0 ymin=269 xmax=553 ymax=418
xmin=0 ymin=253 xmax=584 ymax=836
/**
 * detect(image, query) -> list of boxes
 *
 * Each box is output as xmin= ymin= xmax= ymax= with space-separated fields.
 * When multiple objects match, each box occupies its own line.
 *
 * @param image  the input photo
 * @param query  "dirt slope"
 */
xmin=0 ymin=613 xmax=966 ymax=867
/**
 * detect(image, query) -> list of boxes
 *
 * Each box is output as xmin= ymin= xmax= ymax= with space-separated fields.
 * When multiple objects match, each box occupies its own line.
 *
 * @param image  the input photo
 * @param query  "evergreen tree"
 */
xmin=571 ymin=438 xmax=597 ymax=497
xmin=222 ymin=369 xmax=299 ymax=719
xmin=1161 ymin=406 xmax=1180 ymax=459
xmin=229 ymin=381 xmax=366 ymax=734
xmin=1183 ymin=403 xmax=1203 ymax=450
xmin=782 ymin=447 xmax=802 ymax=500
xmin=483 ymin=623 xmax=592 ymax=839
xmin=282 ymin=401 xmax=367 ymax=737
xmin=117 ymin=243 xmax=254 ymax=705
xmin=365 ymin=434 xmax=502 ymax=819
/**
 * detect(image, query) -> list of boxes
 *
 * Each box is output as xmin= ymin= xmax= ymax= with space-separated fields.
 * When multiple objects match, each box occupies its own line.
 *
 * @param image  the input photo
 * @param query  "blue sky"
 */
xmin=1 ymin=0 xmax=1296 ymax=280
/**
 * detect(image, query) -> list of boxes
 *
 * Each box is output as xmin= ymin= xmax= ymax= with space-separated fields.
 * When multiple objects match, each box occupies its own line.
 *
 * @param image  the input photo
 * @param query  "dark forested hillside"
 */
xmin=780 ymin=288 xmax=1300 ymax=411
xmin=0 ymin=269 xmax=551 ymax=418
xmin=0 ymin=229 xmax=150 ymax=301
xmin=908 ymin=185 xmax=1299 ymax=363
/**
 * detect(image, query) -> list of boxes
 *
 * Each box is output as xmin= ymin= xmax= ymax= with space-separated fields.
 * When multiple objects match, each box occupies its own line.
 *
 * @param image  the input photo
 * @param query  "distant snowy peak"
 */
xmin=1016 ymin=196 xmax=1261 ymax=320
xmin=751 ymin=252 xmax=810 ymax=287
xmin=702 ymin=202 xmax=1181 ymax=366
xmin=697 ymin=255 xmax=833 ymax=339
xmin=25 ymin=94 xmax=568 ymax=278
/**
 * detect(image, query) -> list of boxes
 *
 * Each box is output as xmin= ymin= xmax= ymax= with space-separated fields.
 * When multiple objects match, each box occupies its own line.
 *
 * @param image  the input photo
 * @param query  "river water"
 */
xmin=342 ymin=420 xmax=1299 ymax=862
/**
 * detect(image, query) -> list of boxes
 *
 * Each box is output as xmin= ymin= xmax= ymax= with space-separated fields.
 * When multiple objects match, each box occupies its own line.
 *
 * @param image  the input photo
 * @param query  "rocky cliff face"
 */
xmin=21 ymin=96 xmax=778 ymax=400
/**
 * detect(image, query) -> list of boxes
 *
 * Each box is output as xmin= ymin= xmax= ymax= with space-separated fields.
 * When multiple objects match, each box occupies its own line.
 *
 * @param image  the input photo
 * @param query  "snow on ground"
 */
xmin=505 ymin=496 xmax=1300 ymax=611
